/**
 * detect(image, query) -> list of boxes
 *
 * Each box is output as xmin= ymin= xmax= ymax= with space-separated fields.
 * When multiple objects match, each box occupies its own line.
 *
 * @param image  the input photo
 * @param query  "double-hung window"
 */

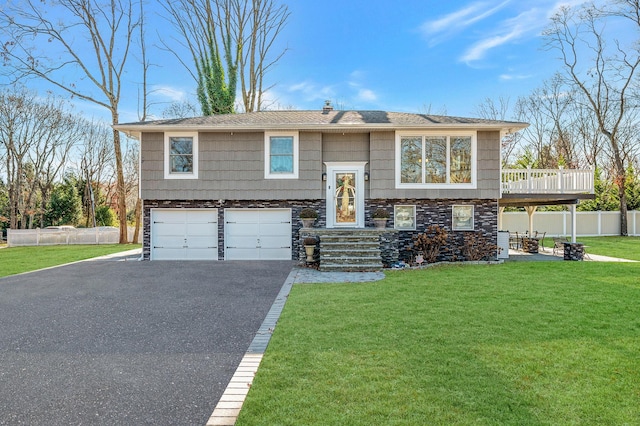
xmin=264 ymin=131 xmax=299 ymax=179
xmin=164 ymin=132 xmax=198 ymax=179
xmin=396 ymin=132 xmax=475 ymax=188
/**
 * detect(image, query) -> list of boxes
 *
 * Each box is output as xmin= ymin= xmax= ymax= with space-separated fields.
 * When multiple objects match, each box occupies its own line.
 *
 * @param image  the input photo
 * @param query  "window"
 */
xmin=265 ymin=131 xmax=299 ymax=179
xmin=452 ymin=205 xmax=474 ymax=231
xmin=394 ymin=205 xmax=416 ymax=230
xmin=164 ymin=132 xmax=198 ymax=179
xmin=396 ymin=132 xmax=475 ymax=188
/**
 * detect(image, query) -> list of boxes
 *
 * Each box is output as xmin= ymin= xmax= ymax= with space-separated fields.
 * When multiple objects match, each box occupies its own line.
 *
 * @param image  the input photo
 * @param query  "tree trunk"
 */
xmin=616 ymin=175 xmax=629 ymax=236
xmin=133 ymin=197 xmax=141 ymax=244
xmin=111 ymin=125 xmax=128 ymax=244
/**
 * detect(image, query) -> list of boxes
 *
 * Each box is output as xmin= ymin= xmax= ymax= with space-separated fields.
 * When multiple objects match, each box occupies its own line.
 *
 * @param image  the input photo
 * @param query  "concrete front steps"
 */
xmin=313 ymin=229 xmax=385 ymax=272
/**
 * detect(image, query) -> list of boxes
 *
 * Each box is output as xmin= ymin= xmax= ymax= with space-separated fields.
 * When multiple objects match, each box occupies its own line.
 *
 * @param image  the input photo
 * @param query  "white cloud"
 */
xmin=275 ymin=71 xmax=379 ymax=110
xmin=151 ymin=85 xmax=187 ymax=102
xmin=349 ymin=70 xmax=365 ymax=80
xmin=458 ymin=5 xmax=547 ymax=63
xmin=499 ymin=73 xmax=532 ymax=80
xmin=420 ymin=0 xmax=512 ymax=46
xmin=285 ymin=80 xmax=336 ymax=107
xmin=357 ymin=89 xmax=377 ymax=102
xmin=461 ymin=20 xmax=526 ymax=62
xmin=422 ymin=1 xmax=602 ymax=64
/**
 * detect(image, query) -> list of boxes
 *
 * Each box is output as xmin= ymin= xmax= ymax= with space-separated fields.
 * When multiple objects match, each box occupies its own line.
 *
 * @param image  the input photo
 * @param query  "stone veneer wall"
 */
xmin=143 ymin=198 xmax=497 ymax=262
xmin=365 ymin=198 xmax=499 ymax=262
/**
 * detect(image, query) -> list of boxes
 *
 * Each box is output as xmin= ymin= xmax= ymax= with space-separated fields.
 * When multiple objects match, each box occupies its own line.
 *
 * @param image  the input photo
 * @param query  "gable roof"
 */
xmin=114 ymin=110 xmax=528 ymax=137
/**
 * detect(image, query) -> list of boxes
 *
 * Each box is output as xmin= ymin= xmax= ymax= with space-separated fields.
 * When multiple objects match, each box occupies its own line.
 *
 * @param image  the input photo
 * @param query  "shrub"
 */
xmin=95 ymin=205 xmax=117 ymax=226
xmin=300 ymin=208 xmax=318 ymax=219
xmin=303 ymin=236 xmax=317 ymax=246
xmin=461 ymin=232 xmax=498 ymax=261
xmin=372 ymin=208 xmax=390 ymax=218
xmin=412 ymin=225 xmax=449 ymax=263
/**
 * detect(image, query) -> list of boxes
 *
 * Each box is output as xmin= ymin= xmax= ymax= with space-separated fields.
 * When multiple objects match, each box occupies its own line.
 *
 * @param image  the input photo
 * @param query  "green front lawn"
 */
xmin=0 ymin=244 xmax=140 ymax=278
xmin=576 ymin=236 xmax=640 ymax=261
xmin=237 ymin=262 xmax=640 ymax=425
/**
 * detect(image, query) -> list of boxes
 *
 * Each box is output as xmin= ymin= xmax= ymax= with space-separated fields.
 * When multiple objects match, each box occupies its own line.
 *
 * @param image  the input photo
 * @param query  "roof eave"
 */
xmin=113 ymin=122 xmax=528 ymax=135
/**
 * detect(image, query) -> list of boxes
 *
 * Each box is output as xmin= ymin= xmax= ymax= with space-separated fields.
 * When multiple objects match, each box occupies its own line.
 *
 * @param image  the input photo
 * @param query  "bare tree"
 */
xmin=570 ymin=93 xmax=607 ymax=168
xmin=162 ymin=101 xmax=199 ymax=119
xmin=544 ymin=2 xmax=640 ymax=235
xmin=122 ymin=137 xmax=140 ymax=243
xmin=162 ymin=0 xmax=289 ymax=114
xmin=0 ymin=0 xmax=141 ymax=242
xmin=76 ymin=120 xmax=115 ymax=227
xmin=161 ymin=0 xmax=237 ymax=115
xmin=234 ymin=0 xmax=290 ymax=112
xmin=512 ymin=93 xmax=548 ymax=168
xmin=0 ymin=89 xmax=81 ymax=229
xmin=473 ymin=96 xmax=522 ymax=166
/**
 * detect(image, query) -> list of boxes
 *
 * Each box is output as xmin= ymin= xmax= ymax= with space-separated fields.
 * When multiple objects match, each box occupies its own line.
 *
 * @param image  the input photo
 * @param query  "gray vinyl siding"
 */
xmin=321 ymin=133 xmax=370 ymax=163
xmin=140 ymin=132 xmax=164 ymax=184
xmin=141 ymin=131 xmax=323 ymax=200
xmin=476 ymin=131 xmax=501 ymax=196
xmin=369 ymin=130 xmax=500 ymax=200
xmin=321 ymin=132 xmax=371 ymax=200
xmin=141 ymin=129 xmax=500 ymax=201
xmin=369 ymin=131 xmax=395 ymax=198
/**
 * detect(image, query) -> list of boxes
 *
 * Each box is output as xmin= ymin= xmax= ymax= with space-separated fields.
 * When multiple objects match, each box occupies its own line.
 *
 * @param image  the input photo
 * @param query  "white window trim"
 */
xmin=164 ymin=132 xmax=199 ymax=179
xmin=395 ymin=131 xmax=477 ymax=189
xmin=452 ymin=205 xmax=475 ymax=231
xmin=264 ymin=131 xmax=299 ymax=179
xmin=394 ymin=205 xmax=416 ymax=230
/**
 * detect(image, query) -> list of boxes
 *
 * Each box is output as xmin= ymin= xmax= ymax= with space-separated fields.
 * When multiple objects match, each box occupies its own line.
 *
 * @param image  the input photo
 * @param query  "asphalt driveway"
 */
xmin=0 ymin=258 xmax=293 ymax=425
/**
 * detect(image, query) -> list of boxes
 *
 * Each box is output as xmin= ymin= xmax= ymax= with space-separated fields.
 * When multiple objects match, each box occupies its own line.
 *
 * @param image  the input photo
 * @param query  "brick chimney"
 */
xmin=322 ymin=100 xmax=333 ymax=113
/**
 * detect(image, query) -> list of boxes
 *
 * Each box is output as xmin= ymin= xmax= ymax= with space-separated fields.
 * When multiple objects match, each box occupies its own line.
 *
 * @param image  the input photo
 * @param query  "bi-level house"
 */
xmin=115 ymin=104 xmax=593 ymax=269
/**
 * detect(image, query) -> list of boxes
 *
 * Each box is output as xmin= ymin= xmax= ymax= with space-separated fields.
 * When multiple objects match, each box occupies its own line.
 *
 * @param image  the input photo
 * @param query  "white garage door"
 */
xmin=151 ymin=209 xmax=218 ymax=260
xmin=225 ymin=209 xmax=292 ymax=260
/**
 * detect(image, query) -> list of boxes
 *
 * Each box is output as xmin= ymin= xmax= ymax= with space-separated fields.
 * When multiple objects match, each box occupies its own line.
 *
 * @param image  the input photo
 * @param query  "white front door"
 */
xmin=325 ymin=162 xmax=366 ymax=228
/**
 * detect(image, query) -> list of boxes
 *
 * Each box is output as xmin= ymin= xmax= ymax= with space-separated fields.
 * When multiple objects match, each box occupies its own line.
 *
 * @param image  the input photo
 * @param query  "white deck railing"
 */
xmin=501 ymin=168 xmax=594 ymax=194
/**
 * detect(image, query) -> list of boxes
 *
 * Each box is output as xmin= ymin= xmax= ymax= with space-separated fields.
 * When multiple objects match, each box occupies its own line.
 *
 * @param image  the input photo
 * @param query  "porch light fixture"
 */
xmin=322 ymin=172 xmax=327 ymax=181
xmin=364 ymin=172 xmax=370 ymax=181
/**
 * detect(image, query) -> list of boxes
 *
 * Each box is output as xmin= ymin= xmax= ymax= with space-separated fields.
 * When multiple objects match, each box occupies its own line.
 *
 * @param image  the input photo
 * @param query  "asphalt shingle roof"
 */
xmin=114 ymin=110 xmax=527 ymax=133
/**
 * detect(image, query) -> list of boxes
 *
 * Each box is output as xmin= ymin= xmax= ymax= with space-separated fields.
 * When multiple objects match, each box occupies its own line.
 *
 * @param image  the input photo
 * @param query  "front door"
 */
xmin=325 ymin=162 xmax=366 ymax=228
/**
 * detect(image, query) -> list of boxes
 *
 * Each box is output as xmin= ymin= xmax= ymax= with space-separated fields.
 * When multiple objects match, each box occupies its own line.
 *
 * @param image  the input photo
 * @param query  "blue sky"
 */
xmin=137 ymin=0 xmax=592 ymax=121
xmin=4 ymin=0 xmax=596 ymax=122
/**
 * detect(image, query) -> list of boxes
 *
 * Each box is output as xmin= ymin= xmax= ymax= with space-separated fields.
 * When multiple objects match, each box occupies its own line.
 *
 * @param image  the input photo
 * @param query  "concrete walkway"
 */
xmin=507 ymin=247 xmax=637 ymax=262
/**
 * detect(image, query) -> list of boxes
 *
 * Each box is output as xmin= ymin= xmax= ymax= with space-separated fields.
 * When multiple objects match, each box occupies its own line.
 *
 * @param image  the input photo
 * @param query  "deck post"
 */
xmin=570 ymin=204 xmax=577 ymax=243
xmin=525 ymin=205 xmax=537 ymax=235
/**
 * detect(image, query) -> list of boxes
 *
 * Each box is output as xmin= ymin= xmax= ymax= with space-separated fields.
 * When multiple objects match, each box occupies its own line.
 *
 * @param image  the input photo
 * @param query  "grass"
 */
xmin=0 ymin=244 xmax=140 ymax=278
xmin=236 ymin=262 xmax=640 ymax=425
xmin=575 ymin=236 xmax=640 ymax=261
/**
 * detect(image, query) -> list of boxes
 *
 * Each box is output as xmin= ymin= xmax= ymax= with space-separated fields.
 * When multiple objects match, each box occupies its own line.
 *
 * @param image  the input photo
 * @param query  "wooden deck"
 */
xmin=502 ymin=168 xmax=594 ymax=194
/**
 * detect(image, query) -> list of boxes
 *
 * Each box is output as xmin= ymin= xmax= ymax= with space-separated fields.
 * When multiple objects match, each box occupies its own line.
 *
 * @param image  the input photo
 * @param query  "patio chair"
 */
xmin=552 ymin=236 xmax=568 ymax=255
xmin=536 ymin=231 xmax=546 ymax=250
xmin=509 ymin=232 xmax=520 ymax=250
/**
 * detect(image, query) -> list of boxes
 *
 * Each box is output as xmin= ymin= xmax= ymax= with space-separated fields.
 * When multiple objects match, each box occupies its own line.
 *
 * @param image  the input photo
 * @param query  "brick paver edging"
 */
xmin=206 ymin=268 xmax=297 ymax=426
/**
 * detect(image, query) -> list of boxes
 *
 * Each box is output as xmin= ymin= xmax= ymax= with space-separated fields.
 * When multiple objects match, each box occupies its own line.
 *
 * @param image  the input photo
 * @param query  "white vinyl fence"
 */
xmin=7 ymin=226 xmax=140 ymax=247
xmin=501 ymin=210 xmax=640 ymax=237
